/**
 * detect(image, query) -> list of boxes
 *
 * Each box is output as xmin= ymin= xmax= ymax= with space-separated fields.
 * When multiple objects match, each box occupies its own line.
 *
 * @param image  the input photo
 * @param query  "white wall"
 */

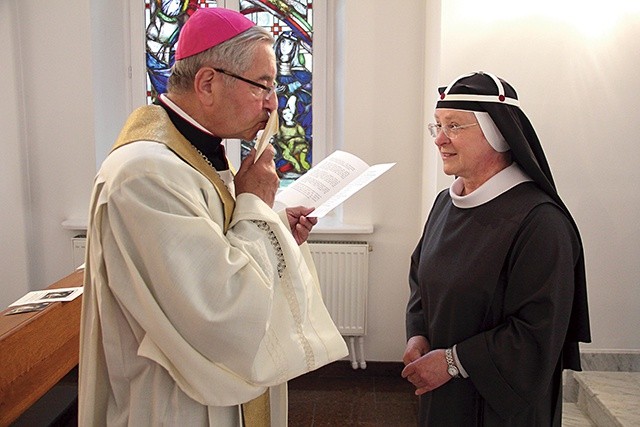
xmin=312 ymin=0 xmax=428 ymax=361
xmin=0 ymin=0 xmax=97 ymax=307
xmin=0 ymin=1 xmax=31 ymax=306
xmin=2 ymin=0 xmax=639 ymax=360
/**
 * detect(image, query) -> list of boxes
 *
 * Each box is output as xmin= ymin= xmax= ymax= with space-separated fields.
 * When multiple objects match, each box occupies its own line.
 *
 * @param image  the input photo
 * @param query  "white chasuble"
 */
xmin=78 ymin=106 xmax=348 ymax=426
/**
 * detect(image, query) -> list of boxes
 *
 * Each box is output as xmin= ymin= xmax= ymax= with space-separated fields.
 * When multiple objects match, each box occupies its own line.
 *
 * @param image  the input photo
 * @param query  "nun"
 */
xmin=403 ymin=71 xmax=591 ymax=426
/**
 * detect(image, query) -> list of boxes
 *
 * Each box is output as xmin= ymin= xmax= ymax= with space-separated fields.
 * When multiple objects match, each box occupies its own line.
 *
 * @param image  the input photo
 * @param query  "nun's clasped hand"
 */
xmin=401 ymin=348 xmax=452 ymax=396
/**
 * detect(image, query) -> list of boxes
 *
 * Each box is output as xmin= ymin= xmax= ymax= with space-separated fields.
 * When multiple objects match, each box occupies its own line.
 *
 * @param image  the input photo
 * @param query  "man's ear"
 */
xmin=194 ymin=67 xmax=216 ymax=106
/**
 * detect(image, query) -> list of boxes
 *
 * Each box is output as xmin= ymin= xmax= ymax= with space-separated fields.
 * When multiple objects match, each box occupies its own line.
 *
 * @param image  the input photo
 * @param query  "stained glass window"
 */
xmin=144 ymin=0 xmax=218 ymax=104
xmin=239 ymin=1 xmax=314 ymax=185
xmin=144 ymin=0 xmax=314 ymax=186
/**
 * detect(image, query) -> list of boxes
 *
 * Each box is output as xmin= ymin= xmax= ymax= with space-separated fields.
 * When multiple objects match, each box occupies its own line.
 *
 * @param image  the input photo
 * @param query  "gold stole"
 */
xmin=111 ymin=105 xmax=271 ymax=426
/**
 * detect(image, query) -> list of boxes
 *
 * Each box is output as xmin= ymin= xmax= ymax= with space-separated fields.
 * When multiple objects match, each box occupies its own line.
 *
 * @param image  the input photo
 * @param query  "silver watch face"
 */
xmin=447 ymin=366 xmax=459 ymax=377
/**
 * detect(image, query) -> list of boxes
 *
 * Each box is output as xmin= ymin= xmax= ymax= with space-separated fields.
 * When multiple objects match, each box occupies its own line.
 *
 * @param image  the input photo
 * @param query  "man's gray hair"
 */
xmin=168 ymin=25 xmax=274 ymax=94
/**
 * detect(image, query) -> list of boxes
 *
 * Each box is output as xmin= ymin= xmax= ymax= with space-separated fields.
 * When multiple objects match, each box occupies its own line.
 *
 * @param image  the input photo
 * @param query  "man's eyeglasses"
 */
xmin=214 ymin=68 xmax=276 ymax=99
xmin=427 ymin=122 xmax=478 ymax=139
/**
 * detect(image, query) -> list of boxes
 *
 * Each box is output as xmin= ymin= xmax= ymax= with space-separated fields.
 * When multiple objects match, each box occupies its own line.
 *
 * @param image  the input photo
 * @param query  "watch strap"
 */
xmin=445 ymin=348 xmax=460 ymax=378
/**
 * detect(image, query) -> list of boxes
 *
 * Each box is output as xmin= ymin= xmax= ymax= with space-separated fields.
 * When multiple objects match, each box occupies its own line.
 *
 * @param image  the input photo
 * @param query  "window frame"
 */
xmin=125 ymin=0 xmax=365 ymax=231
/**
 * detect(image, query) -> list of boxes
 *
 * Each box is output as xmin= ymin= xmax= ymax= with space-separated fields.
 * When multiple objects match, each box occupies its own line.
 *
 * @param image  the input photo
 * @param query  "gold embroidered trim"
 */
xmin=110 ymin=105 xmax=235 ymax=232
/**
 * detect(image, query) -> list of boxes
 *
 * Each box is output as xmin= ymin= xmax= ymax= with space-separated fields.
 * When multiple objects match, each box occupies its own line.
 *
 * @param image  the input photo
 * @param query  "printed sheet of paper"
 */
xmin=9 ymin=287 xmax=84 ymax=307
xmin=4 ymin=303 xmax=52 ymax=316
xmin=254 ymin=111 xmax=279 ymax=163
xmin=274 ymin=150 xmax=395 ymax=217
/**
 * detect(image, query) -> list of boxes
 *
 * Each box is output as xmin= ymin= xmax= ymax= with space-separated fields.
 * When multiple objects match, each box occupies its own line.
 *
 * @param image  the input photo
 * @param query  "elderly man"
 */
xmin=79 ymin=7 xmax=347 ymax=426
xmin=403 ymin=72 xmax=590 ymax=425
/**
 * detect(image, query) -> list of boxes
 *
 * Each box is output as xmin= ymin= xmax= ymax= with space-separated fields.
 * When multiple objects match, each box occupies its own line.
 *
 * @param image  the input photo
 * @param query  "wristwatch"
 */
xmin=445 ymin=348 xmax=460 ymax=378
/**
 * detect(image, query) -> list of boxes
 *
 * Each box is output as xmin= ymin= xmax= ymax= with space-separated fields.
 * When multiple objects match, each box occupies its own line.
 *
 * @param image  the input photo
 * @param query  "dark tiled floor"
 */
xmin=288 ymin=361 xmax=418 ymax=426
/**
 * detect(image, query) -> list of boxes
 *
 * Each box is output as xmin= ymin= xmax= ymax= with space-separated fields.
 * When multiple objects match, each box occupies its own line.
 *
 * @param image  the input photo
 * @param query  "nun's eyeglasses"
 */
xmin=428 ymin=123 xmax=478 ymax=139
xmin=214 ymin=68 xmax=276 ymax=99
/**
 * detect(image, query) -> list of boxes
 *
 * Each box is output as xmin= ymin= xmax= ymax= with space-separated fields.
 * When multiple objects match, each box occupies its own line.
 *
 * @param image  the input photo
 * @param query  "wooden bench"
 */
xmin=0 ymin=269 xmax=83 ymax=426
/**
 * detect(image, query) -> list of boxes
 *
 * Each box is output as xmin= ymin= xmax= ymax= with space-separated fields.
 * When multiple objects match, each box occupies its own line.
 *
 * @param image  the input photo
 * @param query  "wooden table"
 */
xmin=0 ymin=269 xmax=83 ymax=426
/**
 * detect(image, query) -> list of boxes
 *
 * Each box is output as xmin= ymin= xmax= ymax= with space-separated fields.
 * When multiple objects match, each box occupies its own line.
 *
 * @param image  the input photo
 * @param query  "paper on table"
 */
xmin=9 ymin=287 xmax=84 ymax=307
xmin=254 ymin=111 xmax=279 ymax=163
xmin=274 ymin=150 xmax=395 ymax=218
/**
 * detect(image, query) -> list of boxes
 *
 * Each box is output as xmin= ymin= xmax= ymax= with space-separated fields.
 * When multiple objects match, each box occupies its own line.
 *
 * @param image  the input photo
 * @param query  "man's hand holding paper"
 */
xmin=274 ymin=150 xmax=395 ymax=217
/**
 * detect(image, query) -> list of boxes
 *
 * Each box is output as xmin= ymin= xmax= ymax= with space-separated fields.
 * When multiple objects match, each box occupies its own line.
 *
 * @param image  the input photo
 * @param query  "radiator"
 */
xmin=308 ymin=241 xmax=369 ymax=369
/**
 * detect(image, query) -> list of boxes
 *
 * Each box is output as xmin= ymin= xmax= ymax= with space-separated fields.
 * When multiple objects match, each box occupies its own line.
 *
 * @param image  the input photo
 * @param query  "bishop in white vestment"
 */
xmin=78 ymin=7 xmax=347 ymax=426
